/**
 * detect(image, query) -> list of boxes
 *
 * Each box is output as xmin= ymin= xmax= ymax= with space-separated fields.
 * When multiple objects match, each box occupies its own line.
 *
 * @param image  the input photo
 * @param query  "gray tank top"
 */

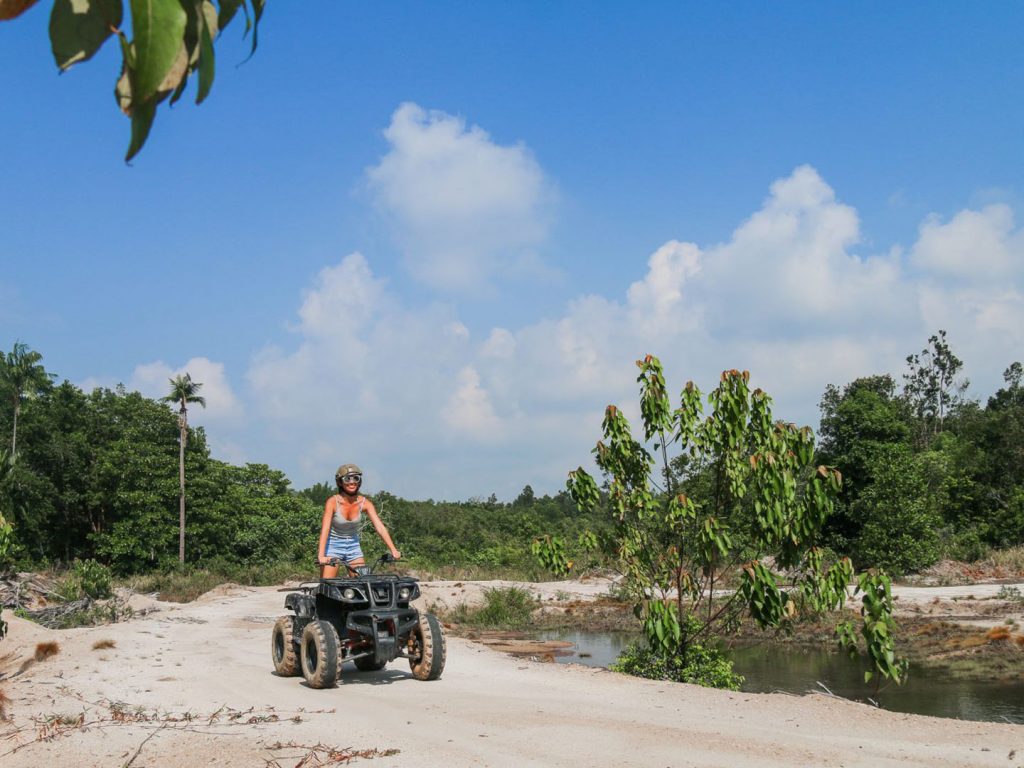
xmin=330 ymin=496 xmax=364 ymax=538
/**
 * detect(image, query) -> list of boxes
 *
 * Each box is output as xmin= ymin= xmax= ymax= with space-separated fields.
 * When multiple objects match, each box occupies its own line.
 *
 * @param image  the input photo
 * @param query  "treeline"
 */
xmin=1 ymin=333 xmax=1021 ymax=578
xmin=817 ymin=332 xmax=1023 ymax=573
xmin=0 ymin=346 xmax=595 ymax=574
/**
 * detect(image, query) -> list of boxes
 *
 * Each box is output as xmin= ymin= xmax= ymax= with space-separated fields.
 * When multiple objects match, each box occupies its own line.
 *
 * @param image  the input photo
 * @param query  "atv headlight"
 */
xmin=343 ymin=588 xmax=356 ymax=600
xmin=398 ymin=586 xmax=411 ymax=601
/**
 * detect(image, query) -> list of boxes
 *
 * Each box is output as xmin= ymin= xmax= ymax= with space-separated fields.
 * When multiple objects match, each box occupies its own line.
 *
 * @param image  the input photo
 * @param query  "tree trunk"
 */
xmin=10 ymin=399 xmax=19 ymax=461
xmin=179 ymin=415 xmax=186 ymax=564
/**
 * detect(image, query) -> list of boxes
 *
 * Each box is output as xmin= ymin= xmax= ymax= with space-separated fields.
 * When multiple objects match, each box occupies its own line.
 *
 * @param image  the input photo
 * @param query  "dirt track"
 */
xmin=1 ymin=581 xmax=1022 ymax=767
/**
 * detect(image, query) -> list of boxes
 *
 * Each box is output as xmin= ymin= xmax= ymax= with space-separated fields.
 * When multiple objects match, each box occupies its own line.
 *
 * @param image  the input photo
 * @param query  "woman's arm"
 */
xmin=365 ymin=500 xmax=401 ymax=559
xmin=317 ymin=498 xmax=334 ymax=564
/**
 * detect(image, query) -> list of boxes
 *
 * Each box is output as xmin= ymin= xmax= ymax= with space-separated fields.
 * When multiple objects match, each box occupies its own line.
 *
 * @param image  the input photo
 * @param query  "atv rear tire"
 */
xmin=354 ymin=656 xmax=387 ymax=672
xmin=271 ymin=616 xmax=300 ymax=676
xmin=301 ymin=620 xmax=341 ymax=689
xmin=409 ymin=612 xmax=446 ymax=681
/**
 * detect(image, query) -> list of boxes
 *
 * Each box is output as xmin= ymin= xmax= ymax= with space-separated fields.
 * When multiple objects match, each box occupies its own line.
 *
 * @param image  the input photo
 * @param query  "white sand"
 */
xmin=0 ymin=580 xmax=1021 ymax=767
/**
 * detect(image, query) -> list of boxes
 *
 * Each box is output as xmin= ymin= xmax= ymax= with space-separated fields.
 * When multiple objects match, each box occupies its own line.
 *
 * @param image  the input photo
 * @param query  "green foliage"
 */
xmin=448 ymin=587 xmax=537 ymax=629
xmin=610 ymin=640 xmax=743 ymax=690
xmin=554 ymin=355 xmax=862 ymax=687
xmin=851 ymin=446 xmax=942 ymax=575
xmin=903 ymin=330 xmax=969 ymax=446
xmin=1 ymin=0 xmax=266 ymax=160
xmin=837 ymin=570 xmax=908 ymax=688
xmin=59 ymin=558 xmax=114 ymax=600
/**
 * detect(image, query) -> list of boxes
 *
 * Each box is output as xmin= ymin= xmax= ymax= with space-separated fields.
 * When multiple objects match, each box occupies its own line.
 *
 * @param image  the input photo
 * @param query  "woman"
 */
xmin=317 ymin=463 xmax=401 ymax=577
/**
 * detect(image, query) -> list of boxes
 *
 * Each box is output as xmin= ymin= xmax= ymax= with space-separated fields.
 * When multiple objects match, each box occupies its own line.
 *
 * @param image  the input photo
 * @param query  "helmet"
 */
xmin=335 ymin=464 xmax=363 ymax=485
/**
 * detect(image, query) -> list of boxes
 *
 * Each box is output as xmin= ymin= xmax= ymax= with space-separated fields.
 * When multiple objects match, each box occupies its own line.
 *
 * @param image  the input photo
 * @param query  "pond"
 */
xmin=536 ymin=630 xmax=1024 ymax=725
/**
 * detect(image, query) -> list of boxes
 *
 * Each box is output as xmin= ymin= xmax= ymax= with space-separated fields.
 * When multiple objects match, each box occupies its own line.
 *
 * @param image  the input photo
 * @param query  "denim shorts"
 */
xmin=326 ymin=534 xmax=364 ymax=563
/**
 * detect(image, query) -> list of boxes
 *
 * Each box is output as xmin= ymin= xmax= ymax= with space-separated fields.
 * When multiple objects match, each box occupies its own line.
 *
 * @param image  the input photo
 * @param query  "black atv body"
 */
xmin=271 ymin=555 xmax=446 ymax=688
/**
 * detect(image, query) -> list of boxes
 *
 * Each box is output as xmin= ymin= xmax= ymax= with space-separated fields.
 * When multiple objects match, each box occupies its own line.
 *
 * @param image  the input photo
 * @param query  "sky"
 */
xmin=1 ymin=2 xmax=1023 ymax=501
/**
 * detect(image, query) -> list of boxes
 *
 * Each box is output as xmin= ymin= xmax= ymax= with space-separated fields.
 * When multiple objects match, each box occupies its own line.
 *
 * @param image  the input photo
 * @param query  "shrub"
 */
xmin=448 ymin=587 xmax=536 ymax=629
xmin=610 ymin=642 xmax=743 ymax=691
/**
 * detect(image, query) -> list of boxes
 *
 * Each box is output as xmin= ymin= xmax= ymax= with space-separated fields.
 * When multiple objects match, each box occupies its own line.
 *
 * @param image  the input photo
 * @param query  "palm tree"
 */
xmin=2 ymin=342 xmax=50 ymax=461
xmin=162 ymin=374 xmax=206 ymax=563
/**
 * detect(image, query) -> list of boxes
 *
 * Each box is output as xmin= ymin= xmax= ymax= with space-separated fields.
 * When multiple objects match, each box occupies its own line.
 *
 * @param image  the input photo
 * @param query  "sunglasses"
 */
xmin=339 ymin=473 xmax=362 ymax=484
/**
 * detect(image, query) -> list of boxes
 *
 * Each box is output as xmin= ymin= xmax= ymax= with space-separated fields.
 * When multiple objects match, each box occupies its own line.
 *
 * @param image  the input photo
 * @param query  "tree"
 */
xmin=538 ymin=356 xmax=906 ymax=689
xmin=1 ymin=341 xmax=51 ymax=460
xmin=0 ymin=0 xmax=266 ymax=161
xmin=162 ymin=373 xmax=206 ymax=563
xmin=817 ymin=375 xmax=911 ymax=550
xmin=903 ymin=330 xmax=969 ymax=446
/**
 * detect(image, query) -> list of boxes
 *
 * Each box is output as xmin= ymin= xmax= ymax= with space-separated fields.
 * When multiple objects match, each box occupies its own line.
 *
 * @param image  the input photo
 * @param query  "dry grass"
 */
xmin=0 ymin=688 xmax=10 ymax=720
xmin=985 ymin=626 xmax=1012 ymax=641
xmin=91 ymin=638 xmax=116 ymax=651
xmin=983 ymin=545 xmax=1024 ymax=574
xmin=33 ymin=641 xmax=59 ymax=662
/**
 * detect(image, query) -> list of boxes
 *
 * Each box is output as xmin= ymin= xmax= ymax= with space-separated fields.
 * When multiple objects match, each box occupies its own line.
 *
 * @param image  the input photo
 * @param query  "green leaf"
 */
xmin=195 ymin=0 xmax=216 ymax=103
xmin=128 ymin=0 xmax=187 ymax=103
xmin=125 ymin=96 xmax=156 ymax=162
xmin=248 ymin=0 xmax=264 ymax=55
xmin=216 ymin=0 xmax=243 ymax=31
xmin=864 ymin=670 xmax=873 ymax=684
xmin=49 ymin=0 xmax=123 ymax=71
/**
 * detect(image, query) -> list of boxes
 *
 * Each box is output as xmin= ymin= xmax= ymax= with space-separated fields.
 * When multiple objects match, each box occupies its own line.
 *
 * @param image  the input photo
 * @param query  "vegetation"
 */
xmin=447 ymin=587 xmax=537 ymax=629
xmin=537 ymin=355 xmax=896 ymax=688
xmin=162 ymin=373 xmax=206 ymax=564
xmin=0 ymin=0 xmax=267 ymax=160
xmin=1 ymin=331 xmax=1022 ymax=680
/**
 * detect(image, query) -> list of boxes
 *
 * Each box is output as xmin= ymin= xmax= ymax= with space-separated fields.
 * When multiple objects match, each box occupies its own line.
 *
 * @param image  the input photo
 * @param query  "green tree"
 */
xmin=540 ymin=356 xmax=905 ymax=688
xmin=817 ymin=375 xmax=911 ymax=550
xmin=162 ymin=373 xmax=206 ymax=563
xmin=903 ymin=330 xmax=969 ymax=446
xmin=851 ymin=445 xmax=943 ymax=574
xmin=1 ymin=341 xmax=51 ymax=460
xmin=0 ymin=0 xmax=266 ymax=160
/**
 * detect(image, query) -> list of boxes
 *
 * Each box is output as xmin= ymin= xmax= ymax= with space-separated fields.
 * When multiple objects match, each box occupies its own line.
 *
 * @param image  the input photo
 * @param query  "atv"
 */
xmin=271 ymin=553 xmax=446 ymax=688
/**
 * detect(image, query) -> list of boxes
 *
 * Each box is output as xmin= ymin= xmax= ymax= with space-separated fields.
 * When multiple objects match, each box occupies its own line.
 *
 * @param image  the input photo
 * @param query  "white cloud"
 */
xmin=443 ymin=366 xmax=503 ymax=440
xmin=911 ymin=204 xmax=1022 ymax=279
xmin=239 ymin=159 xmax=1024 ymax=499
xmin=129 ymin=357 xmax=243 ymax=426
xmin=366 ymin=103 xmax=554 ymax=291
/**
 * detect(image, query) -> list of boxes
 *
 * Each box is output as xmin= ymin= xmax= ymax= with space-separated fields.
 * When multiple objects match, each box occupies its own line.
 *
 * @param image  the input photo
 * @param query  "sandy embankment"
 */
xmin=0 ymin=580 xmax=1021 ymax=768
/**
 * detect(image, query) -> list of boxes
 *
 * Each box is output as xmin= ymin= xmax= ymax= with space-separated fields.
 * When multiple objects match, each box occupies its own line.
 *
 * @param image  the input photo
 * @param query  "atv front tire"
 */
xmin=271 ymin=616 xmax=300 ymax=676
xmin=409 ymin=612 xmax=446 ymax=681
xmin=301 ymin=620 xmax=341 ymax=689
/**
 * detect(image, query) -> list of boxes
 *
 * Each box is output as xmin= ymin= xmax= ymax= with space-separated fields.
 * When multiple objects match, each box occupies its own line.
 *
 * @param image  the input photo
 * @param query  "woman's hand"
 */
xmin=318 ymin=554 xmax=332 ymax=565
xmin=391 ymin=550 xmax=402 ymax=560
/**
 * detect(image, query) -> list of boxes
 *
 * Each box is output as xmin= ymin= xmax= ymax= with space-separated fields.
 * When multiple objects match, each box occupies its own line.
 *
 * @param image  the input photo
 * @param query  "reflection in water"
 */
xmin=538 ymin=630 xmax=1024 ymax=725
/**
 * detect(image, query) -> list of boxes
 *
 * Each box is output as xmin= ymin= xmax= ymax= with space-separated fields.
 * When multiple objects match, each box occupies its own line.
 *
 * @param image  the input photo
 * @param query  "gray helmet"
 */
xmin=335 ymin=464 xmax=363 ymax=483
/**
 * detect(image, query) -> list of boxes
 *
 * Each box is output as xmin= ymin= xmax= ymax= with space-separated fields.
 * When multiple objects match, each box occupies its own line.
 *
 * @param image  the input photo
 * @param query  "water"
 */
xmin=537 ymin=630 xmax=1024 ymax=725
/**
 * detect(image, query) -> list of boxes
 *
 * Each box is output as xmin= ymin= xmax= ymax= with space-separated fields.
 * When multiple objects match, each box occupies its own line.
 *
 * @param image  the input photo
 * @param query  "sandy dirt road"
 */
xmin=1 ymin=581 xmax=1022 ymax=768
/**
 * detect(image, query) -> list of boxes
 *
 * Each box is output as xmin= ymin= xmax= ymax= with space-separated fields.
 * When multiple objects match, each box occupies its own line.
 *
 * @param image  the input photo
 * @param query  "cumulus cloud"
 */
xmin=911 ymin=204 xmax=1023 ymax=280
xmin=366 ymin=103 xmax=554 ymax=291
xmin=242 ymin=160 xmax=1024 ymax=499
xmin=129 ymin=357 xmax=243 ymax=426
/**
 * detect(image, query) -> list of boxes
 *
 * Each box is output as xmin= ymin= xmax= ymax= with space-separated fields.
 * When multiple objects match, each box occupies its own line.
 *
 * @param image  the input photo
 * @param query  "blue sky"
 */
xmin=2 ymin=2 xmax=1022 ymax=500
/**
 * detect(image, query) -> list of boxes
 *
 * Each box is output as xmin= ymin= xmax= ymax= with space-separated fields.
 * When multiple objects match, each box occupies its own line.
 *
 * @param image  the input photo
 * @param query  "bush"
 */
xmin=56 ymin=559 xmax=113 ymax=601
xmin=610 ymin=642 xmax=743 ymax=691
xmin=447 ymin=587 xmax=536 ymax=629
xmin=853 ymin=447 xmax=942 ymax=575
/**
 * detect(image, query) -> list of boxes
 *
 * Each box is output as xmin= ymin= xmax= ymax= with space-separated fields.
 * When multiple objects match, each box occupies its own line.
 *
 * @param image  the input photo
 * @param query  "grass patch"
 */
xmin=446 ymin=587 xmax=537 ymax=629
xmin=121 ymin=560 xmax=311 ymax=603
xmin=983 ymin=546 xmax=1024 ymax=573
xmin=92 ymin=638 xmax=116 ymax=651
